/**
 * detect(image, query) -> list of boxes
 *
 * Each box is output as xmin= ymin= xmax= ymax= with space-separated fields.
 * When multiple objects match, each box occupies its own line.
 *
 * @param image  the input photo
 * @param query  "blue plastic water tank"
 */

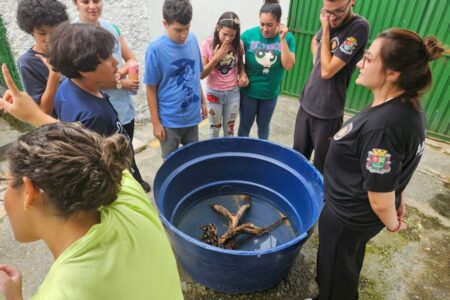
xmin=154 ymin=137 xmax=323 ymax=293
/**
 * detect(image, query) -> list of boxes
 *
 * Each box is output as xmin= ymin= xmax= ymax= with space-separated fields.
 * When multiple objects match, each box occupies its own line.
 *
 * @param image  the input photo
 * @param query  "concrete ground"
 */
xmin=0 ymin=96 xmax=449 ymax=299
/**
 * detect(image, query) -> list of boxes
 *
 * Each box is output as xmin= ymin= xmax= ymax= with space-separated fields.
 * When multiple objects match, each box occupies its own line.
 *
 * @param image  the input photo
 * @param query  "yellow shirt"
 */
xmin=31 ymin=171 xmax=183 ymax=300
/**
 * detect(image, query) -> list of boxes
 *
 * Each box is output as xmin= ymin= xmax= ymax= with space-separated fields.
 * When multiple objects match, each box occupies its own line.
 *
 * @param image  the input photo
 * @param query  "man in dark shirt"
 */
xmin=293 ymin=0 xmax=369 ymax=173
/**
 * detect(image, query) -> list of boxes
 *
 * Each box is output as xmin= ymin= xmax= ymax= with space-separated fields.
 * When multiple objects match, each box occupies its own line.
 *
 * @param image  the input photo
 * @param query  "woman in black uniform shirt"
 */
xmin=316 ymin=29 xmax=446 ymax=299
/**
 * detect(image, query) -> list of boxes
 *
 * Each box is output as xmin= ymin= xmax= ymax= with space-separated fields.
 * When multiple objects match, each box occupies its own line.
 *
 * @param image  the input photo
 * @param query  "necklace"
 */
xmin=371 ymin=95 xmax=397 ymax=108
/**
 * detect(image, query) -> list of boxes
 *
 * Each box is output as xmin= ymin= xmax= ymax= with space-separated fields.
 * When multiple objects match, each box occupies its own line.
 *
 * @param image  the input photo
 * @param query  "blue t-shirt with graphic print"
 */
xmin=143 ymin=33 xmax=203 ymax=128
xmin=54 ymin=79 xmax=126 ymax=137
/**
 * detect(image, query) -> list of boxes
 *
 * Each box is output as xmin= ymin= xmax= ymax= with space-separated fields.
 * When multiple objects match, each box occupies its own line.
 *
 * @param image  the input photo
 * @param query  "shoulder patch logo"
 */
xmin=340 ymin=36 xmax=358 ymax=55
xmin=366 ymin=149 xmax=391 ymax=174
xmin=330 ymin=37 xmax=339 ymax=53
xmin=334 ymin=122 xmax=353 ymax=140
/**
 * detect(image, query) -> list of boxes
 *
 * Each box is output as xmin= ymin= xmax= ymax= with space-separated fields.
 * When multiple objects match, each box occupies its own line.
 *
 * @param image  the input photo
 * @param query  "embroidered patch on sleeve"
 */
xmin=340 ymin=36 xmax=358 ymax=55
xmin=366 ymin=149 xmax=391 ymax=174
xmin=330 ymin=37 xmax=339 ymax=53
xmin=334 ymin=122 xmax=352 ymax=140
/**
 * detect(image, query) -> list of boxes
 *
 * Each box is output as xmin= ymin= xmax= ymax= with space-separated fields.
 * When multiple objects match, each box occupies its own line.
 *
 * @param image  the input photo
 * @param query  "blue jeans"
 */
xmin=238 ymin=93 xmax=278 ymax=140
xmin=206 ymin=87 xmax=240 ymax=138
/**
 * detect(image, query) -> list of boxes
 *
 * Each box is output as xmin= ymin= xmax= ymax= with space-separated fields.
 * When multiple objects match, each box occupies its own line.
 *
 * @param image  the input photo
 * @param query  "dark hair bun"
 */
xmin=261 ymin=0 xmax=282 ymax=22
xmin=99 ymin=134 xmax=132 ymax=206
xmin=6 ymin=123 xmax=134 ymax=218
xmin=423 ymin=36 xmax=446 ymax=61
xmin=101 ymin=134 xmax=132 ymax=174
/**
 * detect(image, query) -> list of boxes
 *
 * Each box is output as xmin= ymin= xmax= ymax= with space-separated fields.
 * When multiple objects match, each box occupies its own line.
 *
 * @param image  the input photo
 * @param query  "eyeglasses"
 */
xmin=361 ymin=49 xmax=377 ymax=68
xmin=321 ymin=0 xmax=352 ymax=18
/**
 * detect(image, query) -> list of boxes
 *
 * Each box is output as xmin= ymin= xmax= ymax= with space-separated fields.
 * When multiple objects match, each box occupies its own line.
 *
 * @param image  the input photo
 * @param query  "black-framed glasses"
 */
xmin=361 ymin=49 xmax=377 ymax=68
xmin=321 ymin=0 xmax=352 ymax=18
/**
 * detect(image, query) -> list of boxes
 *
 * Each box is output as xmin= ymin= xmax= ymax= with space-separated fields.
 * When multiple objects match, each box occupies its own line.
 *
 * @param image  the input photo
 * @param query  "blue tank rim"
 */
xmin=158 ymin=137 xmax=324 ymax=194
xmin=156 ymin=152 xmax=321 ymax=231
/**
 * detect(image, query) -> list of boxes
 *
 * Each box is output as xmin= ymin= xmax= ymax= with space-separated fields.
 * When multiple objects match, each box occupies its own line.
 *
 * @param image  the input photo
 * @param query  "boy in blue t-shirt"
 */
xmin=48 ymin=23 xmax=151 ymax=192
xmin=144 ymin=0 xmax=207 ymax=159
xmin=16 ymin=0 xmax=68 ymax=115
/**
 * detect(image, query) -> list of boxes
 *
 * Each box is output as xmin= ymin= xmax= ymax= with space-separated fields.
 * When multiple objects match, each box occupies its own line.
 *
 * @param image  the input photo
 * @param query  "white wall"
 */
xmin=149 ymin=0 xmax=291 ymax=44
xmin=0 ymin=0 xmax=291 ymax=121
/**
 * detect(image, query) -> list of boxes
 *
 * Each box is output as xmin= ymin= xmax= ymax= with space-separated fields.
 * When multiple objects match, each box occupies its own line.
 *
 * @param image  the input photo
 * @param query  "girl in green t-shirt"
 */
xmin=238 ymin=0 xmax=296 ymax=140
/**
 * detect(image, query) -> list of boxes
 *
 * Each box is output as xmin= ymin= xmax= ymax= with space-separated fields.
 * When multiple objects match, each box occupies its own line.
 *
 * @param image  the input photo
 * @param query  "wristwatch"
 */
xmin=116 ymin=80 xmax=123 ymax=89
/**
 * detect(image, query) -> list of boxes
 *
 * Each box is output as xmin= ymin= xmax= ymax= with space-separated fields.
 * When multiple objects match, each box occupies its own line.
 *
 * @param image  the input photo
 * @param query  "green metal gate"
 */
xmin=283 ymin=0 xmax=450 ymax=142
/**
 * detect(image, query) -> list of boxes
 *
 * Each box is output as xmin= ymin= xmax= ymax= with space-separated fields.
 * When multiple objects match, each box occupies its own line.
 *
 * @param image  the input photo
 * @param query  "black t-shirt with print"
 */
xmin=324 ymin=96 xmax=425 ymax=228
xmin=300 ymin=15 xmax=369 ymax=119
xmin=215 ymin=50 xmax=237 ymax=75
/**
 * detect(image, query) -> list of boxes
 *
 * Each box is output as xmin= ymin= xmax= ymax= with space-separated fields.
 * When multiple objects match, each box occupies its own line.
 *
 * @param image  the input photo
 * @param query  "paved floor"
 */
xmin=0 ymin=96 xmax=449 ymax=299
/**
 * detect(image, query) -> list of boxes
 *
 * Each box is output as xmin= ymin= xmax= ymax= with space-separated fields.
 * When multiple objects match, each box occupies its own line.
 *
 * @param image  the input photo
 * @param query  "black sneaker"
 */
xmin=139 ymin=181 xmax=151 ymax=193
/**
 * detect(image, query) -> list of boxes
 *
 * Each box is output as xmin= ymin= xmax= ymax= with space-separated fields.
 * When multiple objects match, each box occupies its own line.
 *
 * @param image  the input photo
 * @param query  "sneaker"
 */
xmin=139 ymin=180 xmax=151 ymax=193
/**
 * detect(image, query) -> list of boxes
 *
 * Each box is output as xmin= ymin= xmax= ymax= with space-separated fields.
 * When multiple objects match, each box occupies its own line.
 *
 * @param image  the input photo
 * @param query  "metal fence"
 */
xmin=283 ymin=0 xmax=449 ymax=142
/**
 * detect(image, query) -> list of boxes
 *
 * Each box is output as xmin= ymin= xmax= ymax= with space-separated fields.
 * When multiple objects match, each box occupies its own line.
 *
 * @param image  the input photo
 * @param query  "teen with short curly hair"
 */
xmin=16 ymin=0 xmax=68 ymax=34
xmin=16 ymin=0 xmax=68 ymax=115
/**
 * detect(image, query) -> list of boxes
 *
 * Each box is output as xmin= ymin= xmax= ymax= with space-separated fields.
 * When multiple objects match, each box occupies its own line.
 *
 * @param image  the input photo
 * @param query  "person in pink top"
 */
xmin=200 ymin=11 xmax=247 ymax=138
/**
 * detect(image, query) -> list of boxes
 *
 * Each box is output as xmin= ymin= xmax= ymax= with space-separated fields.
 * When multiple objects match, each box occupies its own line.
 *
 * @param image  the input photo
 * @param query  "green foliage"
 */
xmin=0 ymin=16 xmax=28 ymax=131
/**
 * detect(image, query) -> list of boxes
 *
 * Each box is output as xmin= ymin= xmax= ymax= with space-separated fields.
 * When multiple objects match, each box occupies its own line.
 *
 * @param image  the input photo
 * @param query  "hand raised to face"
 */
xmin=0 ymin=64 xmax=57 ymax=126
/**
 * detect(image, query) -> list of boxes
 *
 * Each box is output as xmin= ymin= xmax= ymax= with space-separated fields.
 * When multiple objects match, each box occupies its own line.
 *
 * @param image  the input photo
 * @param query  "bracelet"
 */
xmin=387 ymin=219 xmax=402 ymax=232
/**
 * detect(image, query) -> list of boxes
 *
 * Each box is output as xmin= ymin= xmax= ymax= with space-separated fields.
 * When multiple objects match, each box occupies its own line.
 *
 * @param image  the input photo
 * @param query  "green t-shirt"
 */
xmin=241 ymin=26 xmax=296 ymax=100
xmin=31 ymin=171 xmax=183 ymax=300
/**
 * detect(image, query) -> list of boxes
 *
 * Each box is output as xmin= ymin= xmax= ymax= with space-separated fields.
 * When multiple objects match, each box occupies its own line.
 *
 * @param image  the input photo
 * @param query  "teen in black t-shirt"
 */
xmin=315 ymin=29 xmax=446 ymax=299
xmin=16 ymin=0 xmax=68 ymax=115
xmin=293 ymin=0 xmax=369 ymax=173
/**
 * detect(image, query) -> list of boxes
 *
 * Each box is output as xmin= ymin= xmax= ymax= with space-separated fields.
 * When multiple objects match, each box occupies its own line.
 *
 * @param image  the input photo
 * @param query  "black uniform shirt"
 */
xmin=300 ymin=15 xmax=369 ymax=119
xmin=324 ymin=96 xmax=425 ymax=228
